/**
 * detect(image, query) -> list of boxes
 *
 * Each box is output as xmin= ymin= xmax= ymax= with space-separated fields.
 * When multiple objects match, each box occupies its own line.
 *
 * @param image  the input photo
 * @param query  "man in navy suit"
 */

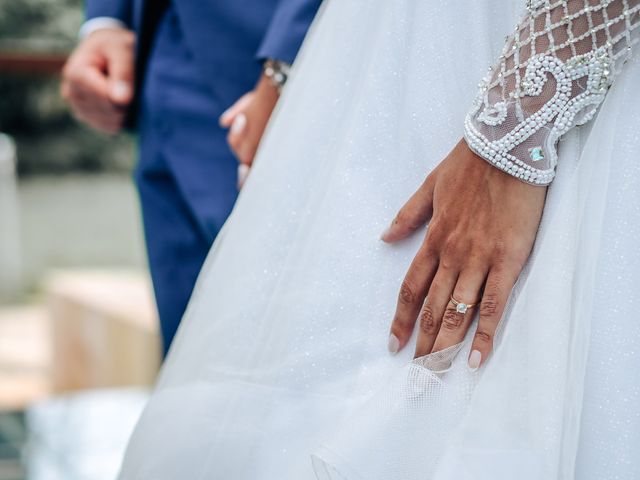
xmin=61 ymin=0 xmax=321 ymax=353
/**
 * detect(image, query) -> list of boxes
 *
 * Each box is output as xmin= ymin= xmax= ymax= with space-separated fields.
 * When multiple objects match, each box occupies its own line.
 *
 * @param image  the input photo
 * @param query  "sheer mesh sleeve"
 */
xmin=464 ymin=0 xmax=640 ymax=185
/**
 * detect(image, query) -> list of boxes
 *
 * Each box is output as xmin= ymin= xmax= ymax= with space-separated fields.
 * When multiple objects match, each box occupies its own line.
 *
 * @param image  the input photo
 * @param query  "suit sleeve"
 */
xmin=256 ymin=0 xmax=322 ymax=64
xmin=85 ymin=0 xmax=134 ymax=27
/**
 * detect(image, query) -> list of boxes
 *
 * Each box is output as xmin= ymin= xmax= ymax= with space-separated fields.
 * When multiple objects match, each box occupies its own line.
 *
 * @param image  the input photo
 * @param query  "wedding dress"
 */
xmin=119 ymin=1 xmax=640 ymax=478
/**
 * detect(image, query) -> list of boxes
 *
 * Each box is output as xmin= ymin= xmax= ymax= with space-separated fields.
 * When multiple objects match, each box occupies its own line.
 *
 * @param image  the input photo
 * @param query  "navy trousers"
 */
xmin=136 ymin=7 xmax=239 ymax=354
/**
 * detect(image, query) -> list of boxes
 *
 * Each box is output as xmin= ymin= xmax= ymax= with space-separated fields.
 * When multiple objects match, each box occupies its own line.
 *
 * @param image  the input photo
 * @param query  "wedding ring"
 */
xmin=449 ymin=295 xmax=479 ymax=314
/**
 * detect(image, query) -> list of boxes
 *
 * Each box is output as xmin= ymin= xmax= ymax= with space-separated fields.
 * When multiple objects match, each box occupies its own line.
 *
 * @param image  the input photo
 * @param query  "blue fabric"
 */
xmin=84 ymin=0 xmax=322 ymax=97
xmin=84 ymin=0 xmax=321 ymax=352
xmin=257 ymin=0 xmax=324 ymax=62
xmin=136 ymin=8 xmax=239 ymax=353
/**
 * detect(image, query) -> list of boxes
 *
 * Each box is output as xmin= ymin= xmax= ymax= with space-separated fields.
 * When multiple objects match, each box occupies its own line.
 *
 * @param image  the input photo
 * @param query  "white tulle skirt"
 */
xmin=119 ymin=1 xmax=640 ymax=478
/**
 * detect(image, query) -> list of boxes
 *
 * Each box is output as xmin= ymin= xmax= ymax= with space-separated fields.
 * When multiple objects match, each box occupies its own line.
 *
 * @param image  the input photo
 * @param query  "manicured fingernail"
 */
xmin=388 ymin=333 xmax=400 ymax=354
xmin=230 ymin=113 xmax=247 ymax=135
xmin=380 ymin=226 xmax=392 ymax=241
xmin=111 ymin=81 xmax=131 ymax=102
xmin=237 ymin=164 xmax=250 ymax=188
xmin=468 ymin=349 xmax=482 ymax=372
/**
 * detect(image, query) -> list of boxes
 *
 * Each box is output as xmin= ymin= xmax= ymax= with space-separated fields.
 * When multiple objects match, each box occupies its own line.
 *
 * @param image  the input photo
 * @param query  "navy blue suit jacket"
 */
xmin=83 ymin=0 xmax=321 ymax=351
xmin=85 ymin=0 xmax=321 ymax=125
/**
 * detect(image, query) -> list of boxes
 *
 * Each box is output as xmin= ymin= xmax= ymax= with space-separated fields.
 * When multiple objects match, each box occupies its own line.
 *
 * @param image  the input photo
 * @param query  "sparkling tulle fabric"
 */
xmin=465 ymin=0 xmax=640 ymax=184
xmin=119 ymin=1 xmax=640 ymax=479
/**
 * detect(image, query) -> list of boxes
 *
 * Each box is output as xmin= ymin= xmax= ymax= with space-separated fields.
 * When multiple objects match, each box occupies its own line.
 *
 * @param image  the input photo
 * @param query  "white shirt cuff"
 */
xmin=79 ymin=17 xmax=128 ymax=39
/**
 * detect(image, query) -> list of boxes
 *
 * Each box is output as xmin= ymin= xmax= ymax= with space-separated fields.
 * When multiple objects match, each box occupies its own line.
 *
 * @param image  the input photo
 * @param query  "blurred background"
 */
xmin=0 ymin=1 xmax=161 ymax=478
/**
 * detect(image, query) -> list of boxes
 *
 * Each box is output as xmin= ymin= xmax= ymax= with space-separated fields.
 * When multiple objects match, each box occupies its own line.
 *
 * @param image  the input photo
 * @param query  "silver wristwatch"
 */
xmin=263 ymin=59 xmax=291 ymax=93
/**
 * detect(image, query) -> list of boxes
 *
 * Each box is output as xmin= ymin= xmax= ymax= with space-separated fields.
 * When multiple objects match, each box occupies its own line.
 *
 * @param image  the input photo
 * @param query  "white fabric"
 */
xmin=79 ymin=17 xmax=128 ymax=39
xmin=119 ymin=0 xmax=640 ymax=479
xmin=465 ymin=0 xmax=640 ymax=185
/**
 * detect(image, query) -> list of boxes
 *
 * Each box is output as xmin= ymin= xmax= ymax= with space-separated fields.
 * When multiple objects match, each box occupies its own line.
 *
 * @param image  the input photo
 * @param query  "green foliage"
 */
xmin=0 ymin=0 xmax=83 ymax=48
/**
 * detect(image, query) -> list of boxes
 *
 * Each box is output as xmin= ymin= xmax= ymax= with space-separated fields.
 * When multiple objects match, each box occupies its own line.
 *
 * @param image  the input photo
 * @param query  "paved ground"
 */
xmin=0 ymin=306 xmax=46 ymax=480
xmin=0 ymin=269 xmax=159 ymax=410
xmin=0 ymin=411 xmax=26 ymax=480
xmin=0 ymin=271 xmax=158 ymax=480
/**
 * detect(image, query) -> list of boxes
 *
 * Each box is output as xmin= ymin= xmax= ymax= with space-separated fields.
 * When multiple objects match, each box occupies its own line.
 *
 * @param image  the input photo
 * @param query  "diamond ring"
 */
xmin=449 ymin=295 xmax=479 ymax=314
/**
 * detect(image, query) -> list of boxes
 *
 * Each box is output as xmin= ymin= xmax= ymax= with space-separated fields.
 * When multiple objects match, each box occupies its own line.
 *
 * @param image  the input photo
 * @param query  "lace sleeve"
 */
xmin=464 ymin=0 xmax=640 ymax=185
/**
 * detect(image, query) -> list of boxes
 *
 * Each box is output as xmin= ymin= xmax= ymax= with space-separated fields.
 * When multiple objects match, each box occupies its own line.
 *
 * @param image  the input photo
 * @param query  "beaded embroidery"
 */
xmin=464 ymin=0 xmax=640 ymax=185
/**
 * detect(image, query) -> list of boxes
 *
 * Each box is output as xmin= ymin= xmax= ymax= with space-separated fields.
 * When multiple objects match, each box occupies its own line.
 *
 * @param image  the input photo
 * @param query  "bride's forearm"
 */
xmin=465 ymin=0 xmax=640 ymax=185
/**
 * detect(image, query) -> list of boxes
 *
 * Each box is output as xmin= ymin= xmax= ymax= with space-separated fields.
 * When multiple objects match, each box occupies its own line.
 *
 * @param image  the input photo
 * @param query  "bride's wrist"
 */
xmin=462 ymin=137 xmax=551 ymax=189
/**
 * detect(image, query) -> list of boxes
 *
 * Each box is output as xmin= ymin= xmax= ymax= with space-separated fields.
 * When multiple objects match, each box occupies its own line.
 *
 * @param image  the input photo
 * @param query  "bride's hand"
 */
xmin=382 ymin=140 xmax=547 ymax=370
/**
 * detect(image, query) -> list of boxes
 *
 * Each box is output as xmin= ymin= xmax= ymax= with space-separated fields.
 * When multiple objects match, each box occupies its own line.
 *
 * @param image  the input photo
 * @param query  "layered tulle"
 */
xmin=119 ymin=1 xmax=640 ymax=478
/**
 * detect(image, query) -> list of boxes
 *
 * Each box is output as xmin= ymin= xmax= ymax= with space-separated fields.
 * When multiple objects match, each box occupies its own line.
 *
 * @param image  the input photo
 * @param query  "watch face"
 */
xmin=264 ymin=60 xmax=289 ymax=89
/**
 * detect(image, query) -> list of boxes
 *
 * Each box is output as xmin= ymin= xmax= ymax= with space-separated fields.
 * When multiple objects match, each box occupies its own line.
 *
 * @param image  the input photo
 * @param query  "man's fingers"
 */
xmin=110 ymin=80 xmax=134 ymax=106
xmin=67 ymin=65 xmax=112 ymax=101
xmin=67 ymin=83 xmax=126 ymax=133
xmin=413 ymin=266 xmax=457 ymax=358
xmin=230 ymin=114 xmax=247 ymax=136
xmin=61 ymin=29 xmax=135 ymax=133
xmin=388 ymin=248 xmax=439 ymax=354
xmin=68 ymin=89 xmax=126 ymax=133
xmin=468 ymin=267 xmax=517 ymax=371
xmin=381 ymin=176 xmax=435 ymax=243
xmin=72 ymin=108 xmax=125 ymax=134
xmin=431 ymin=267 xmax=487 ymax=353
xmin=236 ymin=126 xmax=261 ymax=167
xmin=237 ymin=164 xmax=250 ymax=189
xmin=104 ymin=34 xmax=135 ymax=105
xmin=236 ymin=142 xmax=258 ymax=167
xmin=68 ymin=83 xmax=121 ymax=112
xmin=65 ymin=66 xmax=126 ymax=126
xmin=228 ymin=114 xmax=261 ymax=166
xmin=227 ymin=114 xmax=248 ymax=155
xmin=219 ymin=93 xmax=254 ymax=127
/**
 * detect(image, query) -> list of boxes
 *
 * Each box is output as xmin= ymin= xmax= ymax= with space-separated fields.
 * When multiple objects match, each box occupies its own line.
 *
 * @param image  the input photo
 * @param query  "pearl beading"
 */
xmin=464 ymin=0 xmax=640 ymax=185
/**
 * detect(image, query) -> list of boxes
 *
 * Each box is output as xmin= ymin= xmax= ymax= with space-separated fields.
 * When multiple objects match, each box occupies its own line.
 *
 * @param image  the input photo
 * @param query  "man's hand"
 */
xmin=219 ymin=73 xmax=280 ymax=188
xmin=61 ymin=28 xmax=136 ymax=134
xmin=383 ymin=140 xmax=547 ymax=370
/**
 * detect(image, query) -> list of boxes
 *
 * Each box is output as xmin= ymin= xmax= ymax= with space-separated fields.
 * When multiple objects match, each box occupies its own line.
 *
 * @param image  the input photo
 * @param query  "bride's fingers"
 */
xmin=413 ymin=267 xmax=457 ymax=358
xmin=430 ymin=268 xmax=487 ymax=353
xmin=388 ymin=249 xmax=438 ymax=353
xmin=468 ymin=266 xmax=518 ymax=371
xmin=380 ymin=176 xmax=435 ymax=243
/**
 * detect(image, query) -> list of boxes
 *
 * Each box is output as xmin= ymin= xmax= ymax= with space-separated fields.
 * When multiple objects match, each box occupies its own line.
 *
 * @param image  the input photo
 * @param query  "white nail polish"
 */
xmin=388 ymin=334 xmax=400 ymax=354
xmin=230 ymin=113 xmax=247 ymax=135
xmin=468 ymin=349 xmax=482 ymax=372
xmin=237 ymin=164 xmax=250 ymax=188
xmin=380 ymin=226 xmax=392 ymax=241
